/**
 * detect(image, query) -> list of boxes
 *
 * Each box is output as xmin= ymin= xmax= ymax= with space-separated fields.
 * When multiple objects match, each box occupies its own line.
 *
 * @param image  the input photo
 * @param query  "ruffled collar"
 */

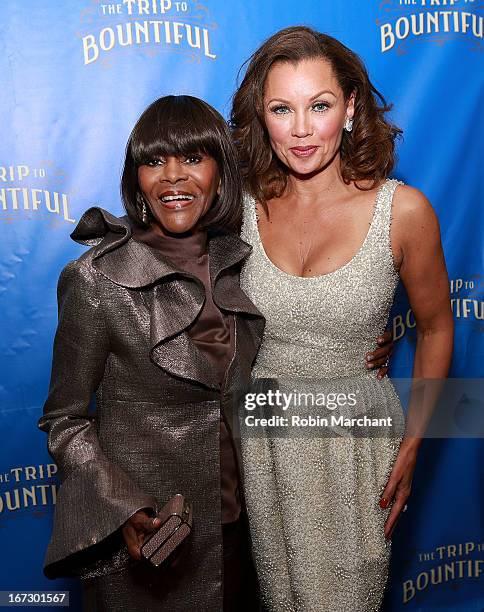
xmin=70 ymin=207 xmax=253 ymax=291
xmin=70 ymin=206 xmax=264 ymax=390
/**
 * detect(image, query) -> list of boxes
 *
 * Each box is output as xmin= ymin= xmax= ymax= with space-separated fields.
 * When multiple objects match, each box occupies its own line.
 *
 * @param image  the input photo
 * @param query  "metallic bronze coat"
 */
xmin=38 ymin=208 xmax=264 ymax=611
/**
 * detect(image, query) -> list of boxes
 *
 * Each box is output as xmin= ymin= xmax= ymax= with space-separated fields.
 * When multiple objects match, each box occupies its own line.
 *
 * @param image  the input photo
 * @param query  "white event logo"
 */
xmin=79 ymin=0 xmax=218 ymax=65
xmin=377 ymin=0 xmax=482 ymax=54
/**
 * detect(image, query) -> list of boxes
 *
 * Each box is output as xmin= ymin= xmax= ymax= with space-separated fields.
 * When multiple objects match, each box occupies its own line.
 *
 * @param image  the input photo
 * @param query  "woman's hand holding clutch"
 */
xmin=122 ymin=511 xmax=161 ymax=561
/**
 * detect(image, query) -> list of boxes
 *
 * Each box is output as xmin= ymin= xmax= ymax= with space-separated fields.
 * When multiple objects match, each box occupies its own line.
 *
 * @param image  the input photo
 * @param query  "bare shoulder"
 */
xmin=393 ymin=184 xmax=437 ymax=222
xmin=392 ymin=183 xmax=440 ymax=239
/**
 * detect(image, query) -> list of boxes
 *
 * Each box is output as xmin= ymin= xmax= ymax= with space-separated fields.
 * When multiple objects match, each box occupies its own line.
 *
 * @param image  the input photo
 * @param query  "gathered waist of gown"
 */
xmin=253 ymin=337 xmax=387 ymax=379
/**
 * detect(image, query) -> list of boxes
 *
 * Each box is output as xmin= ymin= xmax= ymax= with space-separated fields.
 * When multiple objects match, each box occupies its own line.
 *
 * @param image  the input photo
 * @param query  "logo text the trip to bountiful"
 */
xmin=377 ymin=0 xmax=482 ymax=53
xmin=80 ymin=0 xmax=218 ymax=65
xmin=0 ymin=164 xmax=75 ymax=224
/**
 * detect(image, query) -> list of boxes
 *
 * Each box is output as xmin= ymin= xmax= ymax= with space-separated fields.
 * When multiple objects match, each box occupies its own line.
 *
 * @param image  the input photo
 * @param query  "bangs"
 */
xmin=122 ymin=95 xmax=243 ymax=233
xmin=130 ymin=96 xmax=223 ymax=166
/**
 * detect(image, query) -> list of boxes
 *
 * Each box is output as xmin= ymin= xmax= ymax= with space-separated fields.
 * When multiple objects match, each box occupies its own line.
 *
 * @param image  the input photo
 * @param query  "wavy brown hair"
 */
xmin=230 ymin=26 xmax=402 ymax=203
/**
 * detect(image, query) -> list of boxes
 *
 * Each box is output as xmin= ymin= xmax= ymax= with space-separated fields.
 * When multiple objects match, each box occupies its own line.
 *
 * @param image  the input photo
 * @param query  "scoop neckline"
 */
xmin=248 ymin=180 xmax=389 ymax=281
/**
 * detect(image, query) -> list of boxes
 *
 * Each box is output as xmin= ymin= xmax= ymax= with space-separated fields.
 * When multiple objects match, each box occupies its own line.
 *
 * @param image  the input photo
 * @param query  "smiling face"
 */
xmin=137 ymin=153 xmax=220 ymax=235
xmin=263 ymin=58 xmax=354 ymax=177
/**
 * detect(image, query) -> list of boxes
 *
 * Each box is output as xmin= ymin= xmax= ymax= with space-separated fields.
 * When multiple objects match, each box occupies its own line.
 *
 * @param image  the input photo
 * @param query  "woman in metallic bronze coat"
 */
xmin=39 ymin=95 xmax=264 ymax=611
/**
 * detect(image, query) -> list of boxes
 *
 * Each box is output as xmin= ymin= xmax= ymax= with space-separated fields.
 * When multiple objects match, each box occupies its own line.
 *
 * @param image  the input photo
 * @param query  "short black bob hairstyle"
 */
xmin=121 ymin=95 xmax=242 ymax=233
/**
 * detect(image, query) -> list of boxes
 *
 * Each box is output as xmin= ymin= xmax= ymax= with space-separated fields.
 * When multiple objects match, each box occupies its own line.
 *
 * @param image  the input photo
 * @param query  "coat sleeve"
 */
xmin=38 ymin=259 xmax=158 ymax=578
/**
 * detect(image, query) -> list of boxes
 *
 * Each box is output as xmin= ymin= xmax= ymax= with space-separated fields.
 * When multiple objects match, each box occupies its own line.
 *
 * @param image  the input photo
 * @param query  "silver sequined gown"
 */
xmin=240 ymin=179 xmax=405 ymax=612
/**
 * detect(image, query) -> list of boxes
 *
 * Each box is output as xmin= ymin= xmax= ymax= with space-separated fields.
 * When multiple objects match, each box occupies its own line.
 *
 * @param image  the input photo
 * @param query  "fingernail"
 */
xmin=378 ymin=337 xmax=384 ymax=343
xmin=366 ymin=354 xmax=373 ymax=361
xmin=379 ymin=498 xmax=389 ymax=509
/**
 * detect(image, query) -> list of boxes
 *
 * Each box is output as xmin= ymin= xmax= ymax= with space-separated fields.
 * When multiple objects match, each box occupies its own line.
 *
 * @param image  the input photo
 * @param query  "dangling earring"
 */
xmin=344 ymin=117 xmax=354 ymax=132
xmin=142 ymin=200 xmax=148 ymax=224
xmin=137 ymin=191 xmax=149 ymax=224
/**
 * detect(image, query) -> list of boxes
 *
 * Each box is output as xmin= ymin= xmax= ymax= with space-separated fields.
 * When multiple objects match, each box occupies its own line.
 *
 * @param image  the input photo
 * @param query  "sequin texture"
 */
xmin=240 ymin=179 xmax=404 ymax=611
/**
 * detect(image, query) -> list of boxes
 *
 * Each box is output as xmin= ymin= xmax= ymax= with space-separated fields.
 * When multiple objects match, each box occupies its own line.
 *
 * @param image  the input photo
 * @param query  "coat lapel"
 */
xmin=209 ymin=233 xmax=263 ymax=318
xmin=147 ymin=280 xmax=219 ymax=389
xmin=71 ymin=207 xmax=264 ymax=391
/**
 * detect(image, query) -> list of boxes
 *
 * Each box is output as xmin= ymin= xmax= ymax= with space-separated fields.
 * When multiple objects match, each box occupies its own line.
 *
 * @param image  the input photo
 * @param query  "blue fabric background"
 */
xmin=0 ymin=1 xmax=482 ymax=609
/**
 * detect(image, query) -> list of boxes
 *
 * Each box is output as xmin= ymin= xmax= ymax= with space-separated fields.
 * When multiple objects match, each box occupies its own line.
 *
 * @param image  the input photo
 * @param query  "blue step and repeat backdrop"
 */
xmin=0 ymin=1 xmax=482 ymax=610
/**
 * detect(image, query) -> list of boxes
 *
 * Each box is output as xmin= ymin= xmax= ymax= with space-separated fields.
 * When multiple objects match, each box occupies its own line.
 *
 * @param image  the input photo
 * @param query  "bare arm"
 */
xmin=395 ymin=186 xmax=454 ymax=445
xmin=380 ymin=185 xmax=454 ymax=538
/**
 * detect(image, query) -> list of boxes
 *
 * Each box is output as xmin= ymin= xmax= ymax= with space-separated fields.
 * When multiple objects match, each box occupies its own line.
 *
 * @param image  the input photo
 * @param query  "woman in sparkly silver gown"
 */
xmin=231 ymin=28 xmax=453 ymax=611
